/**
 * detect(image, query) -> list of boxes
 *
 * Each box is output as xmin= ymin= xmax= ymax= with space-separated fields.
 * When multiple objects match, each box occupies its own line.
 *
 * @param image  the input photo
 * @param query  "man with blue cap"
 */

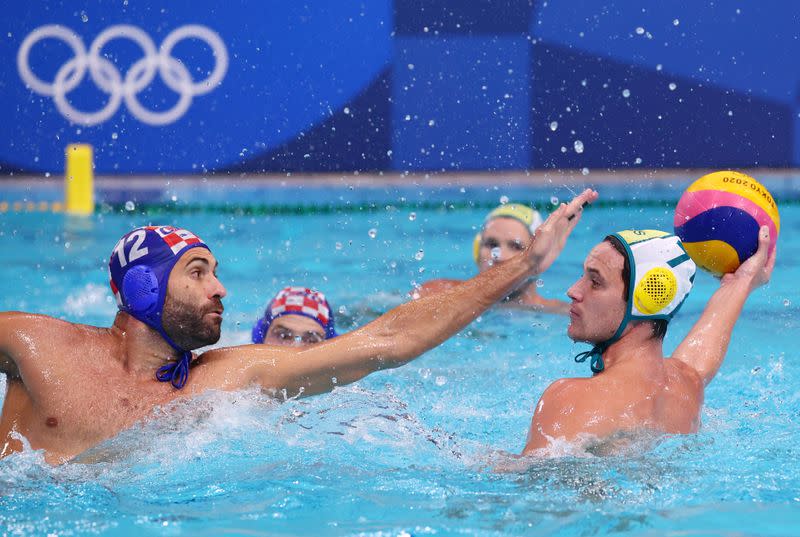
xmin=0 ymin=189 xmax=597 ymax=464
xmin=521 ymin=226 xmax=776 ymax=456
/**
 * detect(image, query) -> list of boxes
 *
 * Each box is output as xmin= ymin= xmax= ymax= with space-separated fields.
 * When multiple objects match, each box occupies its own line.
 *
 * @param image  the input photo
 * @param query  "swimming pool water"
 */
xmin=1 ymin=182 xmax=799 ymax=536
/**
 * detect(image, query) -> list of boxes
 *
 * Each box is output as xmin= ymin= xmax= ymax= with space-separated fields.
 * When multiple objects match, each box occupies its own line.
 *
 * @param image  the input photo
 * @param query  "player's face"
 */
xmin=264 ymin=315 xmax=326 ymax=346
xmin=477 ymin=217 xmax=532 ymax=273
xmin=566 ymin=242 xmax=627 ymax=343
xmin=163 ymin=249 xmax=226 ymax=349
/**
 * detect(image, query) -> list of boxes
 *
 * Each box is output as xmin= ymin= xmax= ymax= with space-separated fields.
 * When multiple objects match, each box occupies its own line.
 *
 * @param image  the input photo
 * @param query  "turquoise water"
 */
xmin=1 ymin=182 xmax=798 ymax=536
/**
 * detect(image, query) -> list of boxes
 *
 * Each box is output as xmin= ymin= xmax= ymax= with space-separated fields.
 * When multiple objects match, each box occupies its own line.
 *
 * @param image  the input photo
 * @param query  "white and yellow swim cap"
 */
xmin=575 ymin=229 xmax=696 ymax=374
xmin=612 ymin=229 xmax=696 ymax=322
xmin=472 ymin=203 xmax=544 ymax=262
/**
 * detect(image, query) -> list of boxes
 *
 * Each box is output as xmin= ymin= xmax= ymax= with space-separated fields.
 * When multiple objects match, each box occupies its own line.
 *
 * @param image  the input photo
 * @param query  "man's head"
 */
xmin=567 ymin=230 xmax=696 ymax=372
xmin=162 ymin=247 xmax=226 ymax=350
xmin=473 ymin=204 xmax=543 ymax=272
xmin=252 ymin=287 xmax=337 ymax=346
xmin=109 ymin=225 xmax=226 ymax=388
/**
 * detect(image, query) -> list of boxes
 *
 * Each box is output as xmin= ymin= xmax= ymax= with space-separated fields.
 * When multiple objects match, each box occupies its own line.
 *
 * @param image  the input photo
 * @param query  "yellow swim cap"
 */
xmin=473 ymin=203 xmax=544 ymax=262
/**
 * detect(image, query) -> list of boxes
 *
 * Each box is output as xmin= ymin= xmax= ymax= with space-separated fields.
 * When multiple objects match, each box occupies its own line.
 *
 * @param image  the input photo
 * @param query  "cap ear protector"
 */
xmin=121 ymin=265 xmax=160 ymax=320
xmin=634 ymin=266 xmax=678 ymax=315
xmin=473 ymin=204 xmax=543 ymax=264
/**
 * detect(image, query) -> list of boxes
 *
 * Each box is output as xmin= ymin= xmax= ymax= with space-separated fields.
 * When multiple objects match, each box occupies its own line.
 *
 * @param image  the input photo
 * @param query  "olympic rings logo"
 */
xmin=17 ymin=24 xmax=228 ymax=126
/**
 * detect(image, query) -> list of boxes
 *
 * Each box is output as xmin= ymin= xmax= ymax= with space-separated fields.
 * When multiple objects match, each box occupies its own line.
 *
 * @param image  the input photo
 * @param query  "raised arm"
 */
xmin=672 ymin=226 xmax=775 ymax=386
xmin=212 ymin=189 xmax=598 ymax=398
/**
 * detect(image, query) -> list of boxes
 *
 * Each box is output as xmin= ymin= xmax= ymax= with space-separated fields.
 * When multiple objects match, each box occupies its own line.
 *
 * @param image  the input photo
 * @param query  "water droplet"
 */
xmin=343 ymin=107 xmax=350 ymax=115
xmin=338 ymin=305 xmax=348 ymax=314
xmin=622 ymin=89 xmax=631 ymax=98
xmin=404 ymin=114 xmax=411 ymax=121
xmin=414 ymin=249 xmax=424 ymax=261
xmin=435 ymin=376 xmax=447 ymax=386
xmin=80 ymin=11 xmax=88 ymax=22
xmin=428 ymin=119 xmax=435 ymax=127
xmin=408 ymin=212 xmax=417 ymax=221
xmin=581 ymin=167 xmax=589 ymax=176
xmin=499 ymin=195 xmax=509 ymax=204
xmin=784 ymin=299 xmax=791 ymax=307
xmin=656 ymin=64 xmax=663 ymax=71
xmin=635 ymin=26 xmax=645 ymax=35
xmin=549 ymin=121 xmax=558 ymax=131
xmin=407 ymin=63 xmax=415 ymax=70
xmin=550 ymin=196 xmax=559 ymax=205
xmin=124 ymin=201 xmax=135 ymax=211
xmin=419 ymin=368 xmax=431 ymax=379
xmin=560 ymin=146 xmax=567 ymax=153
xmin=727 ymin=110 xmax=733 ymax=117
xmin=536 ymin=279 xmax=545 ymax=288
xmin=331 ymin=376 xmax=337 ymax=384
xmin=491 ymin=247 xmax=501 ymax=260
xmin=368 ymin=228 xmax=377 ymax=239
xmin=669 ymin=82 xmax=677 ymax=91
xmin=574 ymin=140 xmax=584 ymax=154
xmin=673 ymin=18 xmax=680 ymax=26
xmin=335 ymin=242 xmax=343 ymax=250
xmin=635 ymin=157 xmax=643 ymax=164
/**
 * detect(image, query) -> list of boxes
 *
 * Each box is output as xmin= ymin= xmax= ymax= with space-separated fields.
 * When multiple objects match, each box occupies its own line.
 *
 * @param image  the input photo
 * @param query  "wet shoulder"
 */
xmin=191 ymin=345 xmax=275 ymax=390
xmin=540 ymin=376 xmax=594 ymax=403
xmin=2 ymin=311 xmax=105 ymax=345
xmin=664 ymin=357 xmax=704 ymax=393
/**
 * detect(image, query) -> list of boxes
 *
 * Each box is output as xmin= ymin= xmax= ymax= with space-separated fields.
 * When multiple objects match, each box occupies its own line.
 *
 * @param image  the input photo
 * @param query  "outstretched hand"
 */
xmin=722 ymin=225 xmax=776 ymax=291
xmin=525 ymin=188 xmax=599 ymax=275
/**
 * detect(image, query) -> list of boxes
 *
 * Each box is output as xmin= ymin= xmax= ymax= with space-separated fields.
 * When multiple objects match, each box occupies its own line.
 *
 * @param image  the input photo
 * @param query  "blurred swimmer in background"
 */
xmin=252 ymin=286 xmax=337 ymax=346
xmin=413 ymin=203 xmax=570 ymax=314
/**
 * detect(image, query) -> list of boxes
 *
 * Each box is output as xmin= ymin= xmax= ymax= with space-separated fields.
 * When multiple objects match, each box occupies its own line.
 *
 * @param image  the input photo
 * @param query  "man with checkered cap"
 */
xmin=0 ymin=190 xmax=597 ymax=464
xmin=251 ymin=286 xmax=338 ymax=346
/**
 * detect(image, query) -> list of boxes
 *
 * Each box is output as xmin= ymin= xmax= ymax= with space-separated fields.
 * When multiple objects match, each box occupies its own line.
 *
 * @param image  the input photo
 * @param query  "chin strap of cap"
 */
xmin=155 ymin=350 xmax=192 ymax=389
xmin=574 ymin=344 xmax=608 ymax=374
xmin=573 ymin=312 xmax=628 ymax=375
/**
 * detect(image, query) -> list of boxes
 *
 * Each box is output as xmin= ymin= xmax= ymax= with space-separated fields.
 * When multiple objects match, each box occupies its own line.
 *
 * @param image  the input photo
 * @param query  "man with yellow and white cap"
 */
xmin=414 ymin=203 xmax=569 ymax=313
xmin=521 ymin=226 xmax=775 ymax=456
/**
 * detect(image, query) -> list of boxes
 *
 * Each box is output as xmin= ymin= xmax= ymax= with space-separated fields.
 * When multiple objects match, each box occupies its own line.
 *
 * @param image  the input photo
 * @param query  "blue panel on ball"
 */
xmin=675 ymin=206 xmax=760 ymax=261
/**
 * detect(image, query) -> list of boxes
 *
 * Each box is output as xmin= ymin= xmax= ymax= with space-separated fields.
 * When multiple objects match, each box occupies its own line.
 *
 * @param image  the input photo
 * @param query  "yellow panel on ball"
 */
xmin=682 ymin=240 xmax=740 ymax=277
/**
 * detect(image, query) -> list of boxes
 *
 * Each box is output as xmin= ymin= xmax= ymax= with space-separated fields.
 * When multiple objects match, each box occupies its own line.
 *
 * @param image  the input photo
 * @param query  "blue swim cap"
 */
xmin=108 ymin=225 xmax=210 ymax=388
xmin=252 ymin=286 xmax=337 ymax=343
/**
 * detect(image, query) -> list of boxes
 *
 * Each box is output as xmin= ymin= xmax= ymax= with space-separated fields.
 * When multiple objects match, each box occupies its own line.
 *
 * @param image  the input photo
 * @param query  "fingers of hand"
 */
xmin=566 ymin=189 xmax=597 ymax=221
